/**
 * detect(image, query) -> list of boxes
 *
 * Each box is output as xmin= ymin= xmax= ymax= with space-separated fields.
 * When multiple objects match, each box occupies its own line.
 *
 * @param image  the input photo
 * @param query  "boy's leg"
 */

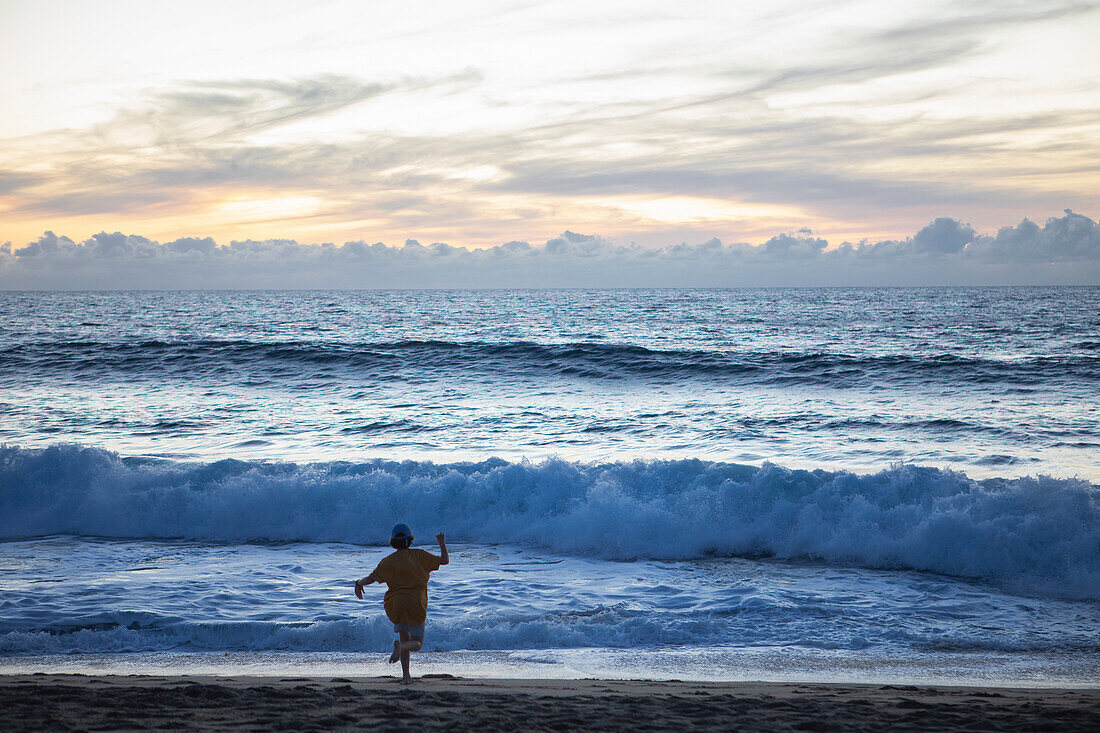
xmin=399 ymin=631 xmax=411 ymax=681
xmin=398 ymin=631 xmax=423 ymax=682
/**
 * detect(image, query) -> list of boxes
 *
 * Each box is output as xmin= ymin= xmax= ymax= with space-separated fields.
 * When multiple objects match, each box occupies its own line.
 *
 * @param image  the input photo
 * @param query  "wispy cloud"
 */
xmin=87 ymin=70 xmax=482 ymax=146
xmin=1 ymin=70 xmax=487 ymax=223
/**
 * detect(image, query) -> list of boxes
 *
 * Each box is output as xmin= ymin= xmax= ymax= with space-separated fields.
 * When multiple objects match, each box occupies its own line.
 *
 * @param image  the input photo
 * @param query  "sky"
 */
xmin=1 ymin=0 xmax=1099 ymax=286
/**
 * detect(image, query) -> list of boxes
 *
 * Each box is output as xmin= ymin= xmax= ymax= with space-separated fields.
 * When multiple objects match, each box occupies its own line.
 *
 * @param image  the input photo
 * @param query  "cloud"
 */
xmin=867 ymin=1 xmax=1096 ymax=44
xmin=10 ymin=231 xmax=77 ymax=257
xmin=0 ymin=171 xmax=43 ymax=196
xmin=1 ymin=71 xmax=487 ymax=221
xmin=595 ymin=2 xmax=1095 ymax=104
xmin=912 ymin=217 xmax=976 ymax=254
xmin=90 ymin=71 xmax=481 ymax=147
xmin=2 ymin=211 xmax=1096 ymax=289
xmin=966 ymin=209 xmax=1100 ymax=262
xmin=3 ymin=2 xmax=1098 ymax=244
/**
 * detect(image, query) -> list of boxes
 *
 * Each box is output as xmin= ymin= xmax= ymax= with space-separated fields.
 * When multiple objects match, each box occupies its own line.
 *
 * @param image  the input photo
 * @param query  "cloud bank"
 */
xmin=2 ymin=211 xmax=1098 ymax=288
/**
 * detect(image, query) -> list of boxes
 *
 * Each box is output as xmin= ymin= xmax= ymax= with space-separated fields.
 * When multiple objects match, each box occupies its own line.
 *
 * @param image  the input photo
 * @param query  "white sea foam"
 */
xmin=2 ymin=444 xmax=1097 ymax=599
xmin=3 ymin=537 xmax=1098 ymax=661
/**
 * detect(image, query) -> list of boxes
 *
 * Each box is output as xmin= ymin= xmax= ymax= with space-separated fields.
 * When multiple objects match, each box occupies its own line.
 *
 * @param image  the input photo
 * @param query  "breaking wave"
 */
xmin=2 ymin=444 xmax=1097 ymax=600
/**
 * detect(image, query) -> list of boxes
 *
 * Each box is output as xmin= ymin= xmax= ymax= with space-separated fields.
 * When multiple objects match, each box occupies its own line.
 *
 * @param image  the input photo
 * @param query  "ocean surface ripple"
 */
xmin=1 ymin=288 xmax=1098 ymax=477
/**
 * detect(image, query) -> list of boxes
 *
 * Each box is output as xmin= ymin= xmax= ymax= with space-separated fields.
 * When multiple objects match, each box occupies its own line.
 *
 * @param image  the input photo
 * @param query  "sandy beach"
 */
xmin=2 ymin=674 xmax=1097 ymax=731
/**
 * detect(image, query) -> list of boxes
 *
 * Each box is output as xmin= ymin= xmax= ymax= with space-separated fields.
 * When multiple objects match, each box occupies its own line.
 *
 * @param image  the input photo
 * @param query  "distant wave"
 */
xmin=2 ymin=444 xmax=1097 ymax=600
xmin=3 ymin=338 xmax=1097 ymax=387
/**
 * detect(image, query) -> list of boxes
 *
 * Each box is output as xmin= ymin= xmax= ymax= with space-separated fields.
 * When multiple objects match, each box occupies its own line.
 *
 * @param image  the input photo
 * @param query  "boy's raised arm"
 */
xmin=436 ymin=532 xmax=449 ymax=565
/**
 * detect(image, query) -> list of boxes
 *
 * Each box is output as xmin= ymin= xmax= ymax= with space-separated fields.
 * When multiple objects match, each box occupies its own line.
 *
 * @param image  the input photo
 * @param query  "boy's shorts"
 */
xmin=393 ymin=622 xmax=425 ymax=638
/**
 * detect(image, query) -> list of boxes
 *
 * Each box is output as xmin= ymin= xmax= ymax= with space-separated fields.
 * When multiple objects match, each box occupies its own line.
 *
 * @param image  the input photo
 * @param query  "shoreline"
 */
xmin=5 ymin=648 xmax=1098 ymax=689
xmin=4 ymin=674 xmax=1098 ymax=731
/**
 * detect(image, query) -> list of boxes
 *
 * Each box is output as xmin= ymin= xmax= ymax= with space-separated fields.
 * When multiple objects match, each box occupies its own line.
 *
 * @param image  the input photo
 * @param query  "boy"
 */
xmin=355 ymin=523 xmax=448 ymax=683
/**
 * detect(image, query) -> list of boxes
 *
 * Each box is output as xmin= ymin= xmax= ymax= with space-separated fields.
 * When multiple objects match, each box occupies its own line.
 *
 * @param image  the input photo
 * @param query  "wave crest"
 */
xmin=1 ymin=444 xmax=1097 ymax=599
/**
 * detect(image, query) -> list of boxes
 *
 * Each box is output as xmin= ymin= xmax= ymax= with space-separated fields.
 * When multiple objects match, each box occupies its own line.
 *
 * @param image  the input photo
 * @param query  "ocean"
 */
xmin=1 ymin=288 xmax=1098 ymax=683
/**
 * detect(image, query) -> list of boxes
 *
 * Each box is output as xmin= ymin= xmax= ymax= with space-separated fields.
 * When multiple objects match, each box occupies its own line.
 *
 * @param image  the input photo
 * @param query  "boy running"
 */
xmin=355 ymin=524 xmax=448 ymax=683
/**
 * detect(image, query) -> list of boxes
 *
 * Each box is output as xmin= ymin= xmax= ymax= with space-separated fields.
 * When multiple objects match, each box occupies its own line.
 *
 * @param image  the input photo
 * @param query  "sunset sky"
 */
xmin=2 ymin=0 xmax=1099 ymax=272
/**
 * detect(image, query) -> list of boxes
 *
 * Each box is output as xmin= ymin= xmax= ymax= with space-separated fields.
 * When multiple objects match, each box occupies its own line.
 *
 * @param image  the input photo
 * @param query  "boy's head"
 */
xmin=390 ymin=523 xmax=413 ymax=549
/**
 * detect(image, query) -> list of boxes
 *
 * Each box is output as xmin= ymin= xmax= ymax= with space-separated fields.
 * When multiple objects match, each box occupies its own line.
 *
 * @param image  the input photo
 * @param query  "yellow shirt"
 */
xmin=371 ymin=548 xmax=442 ymax=625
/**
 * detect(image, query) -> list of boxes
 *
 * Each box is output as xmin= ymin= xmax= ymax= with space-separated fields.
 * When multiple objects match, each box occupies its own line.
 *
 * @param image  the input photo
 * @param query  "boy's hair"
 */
xmin=390 ymin=536 xmax=413 ymax=549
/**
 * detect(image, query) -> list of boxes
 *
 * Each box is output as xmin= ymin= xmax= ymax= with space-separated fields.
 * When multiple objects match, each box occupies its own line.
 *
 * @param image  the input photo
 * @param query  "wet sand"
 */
xmin=2 ymin=674 xmax=1097 ymax=731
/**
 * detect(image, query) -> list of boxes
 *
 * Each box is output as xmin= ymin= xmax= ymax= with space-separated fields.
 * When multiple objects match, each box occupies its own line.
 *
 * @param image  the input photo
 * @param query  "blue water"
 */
xmin=1 ymin=288 xmax=1098 ymax=682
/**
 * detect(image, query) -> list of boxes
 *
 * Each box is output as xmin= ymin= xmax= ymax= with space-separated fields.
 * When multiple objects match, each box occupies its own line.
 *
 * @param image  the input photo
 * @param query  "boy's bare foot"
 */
xmin=401 ymin=676 xmax=413 ymax=685
xmin=389 ymin=640 xmax=401 ymax=664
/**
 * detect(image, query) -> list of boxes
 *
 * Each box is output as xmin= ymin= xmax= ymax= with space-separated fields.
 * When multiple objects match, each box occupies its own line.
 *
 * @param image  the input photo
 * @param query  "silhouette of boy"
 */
xmin=355 ymin=524 xmax=448 ymax=683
